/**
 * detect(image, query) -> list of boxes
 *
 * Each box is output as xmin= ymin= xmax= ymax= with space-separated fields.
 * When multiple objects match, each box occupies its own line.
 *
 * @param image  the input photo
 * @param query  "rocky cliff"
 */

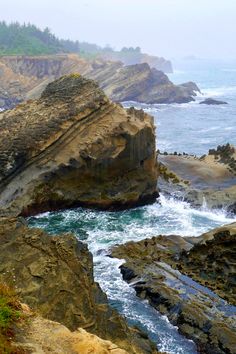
xmin=0 ymin=54 xmax=199 ymax=109
xmin=0 ymin=217 xmax=158 ymax=354
xmin=97 ymin=51 xmax=173 ymax=73
xmin=112 ymin=224 xmax=236 ymax=354
xmin=0 ymin=74 xmax=158 ymax=216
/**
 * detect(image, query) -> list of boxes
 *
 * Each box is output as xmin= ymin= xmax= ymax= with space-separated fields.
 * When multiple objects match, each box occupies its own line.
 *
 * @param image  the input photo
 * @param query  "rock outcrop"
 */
xmin=111 ymin=224 xmax=236 ymax=354
xmin=97 ymin=51 xmax=173 ymax=73
xmin=0 ymin=74 xmax=158 ymax=216
xmin=158 ymin=144 xmax=236 ymax=211
xmin=199 ymin=98 xmax=228 ymax=105
xmin=0 ymin=217 xmax=158 ymax=354
xmin=0 ymin=54 xmax=199 ymax=109
xmin=97 ymin=63 xmax=198 ymax=104
xmin=12 ymin=303 xmax=129 ymax=354
xmin=16 ymin=315 xmax=130 ymax=354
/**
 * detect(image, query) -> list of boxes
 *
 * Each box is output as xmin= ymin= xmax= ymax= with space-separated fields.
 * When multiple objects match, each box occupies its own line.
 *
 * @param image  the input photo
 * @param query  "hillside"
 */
xmin=0 ymin=22 xmax=63 ymax=55
xmin=0 ymin=22 xmax=172 ymax=72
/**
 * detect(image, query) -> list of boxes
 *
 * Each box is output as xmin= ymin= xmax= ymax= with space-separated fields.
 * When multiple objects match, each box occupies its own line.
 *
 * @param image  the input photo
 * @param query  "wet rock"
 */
xmin=111 ymin=230 xmax=236 ymax=354
xmin=0 ymin=74 xmax=158 ymax=216
xmin=199 ymin=98 xmax=228 ymax=105
xmin=0 ymin=217 xmax=159 ymax=354
xmin=158 ymin=145 xmax=236 ymax=211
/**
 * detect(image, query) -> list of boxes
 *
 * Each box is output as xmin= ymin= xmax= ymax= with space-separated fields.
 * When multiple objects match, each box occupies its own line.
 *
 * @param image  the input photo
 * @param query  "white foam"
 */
xmin=201 ymin=85 xmax=236 ymax=97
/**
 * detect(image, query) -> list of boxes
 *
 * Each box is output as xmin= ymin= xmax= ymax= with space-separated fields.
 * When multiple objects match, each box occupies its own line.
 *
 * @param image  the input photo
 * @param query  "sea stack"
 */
xmin=0 ymin=74 xmax=158 ymax=216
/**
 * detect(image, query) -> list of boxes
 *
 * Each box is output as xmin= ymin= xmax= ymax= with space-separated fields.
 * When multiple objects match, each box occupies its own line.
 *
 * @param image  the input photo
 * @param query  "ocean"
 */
xmin=29 ymin=59 xmax=236 ymax=354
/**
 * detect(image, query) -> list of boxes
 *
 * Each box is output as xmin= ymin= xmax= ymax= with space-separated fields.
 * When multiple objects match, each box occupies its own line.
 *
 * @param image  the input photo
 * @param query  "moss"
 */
xmin=0 ymin=283 xmax=24 ymax=354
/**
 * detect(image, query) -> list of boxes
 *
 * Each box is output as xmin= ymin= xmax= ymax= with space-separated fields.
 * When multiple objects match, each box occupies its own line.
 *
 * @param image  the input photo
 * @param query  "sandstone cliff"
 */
xmin=0 ymin=74 xmax=158 ymax=216
xmin=0 ymin=54 xmax=199 ymax=109
xmin=0 ymin=217 xmax=158 ymax=354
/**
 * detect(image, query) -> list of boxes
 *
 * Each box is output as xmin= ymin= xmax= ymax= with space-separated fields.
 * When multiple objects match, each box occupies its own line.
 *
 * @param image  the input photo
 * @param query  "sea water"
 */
xmin=29 ymin=59 xmax=236 ymax=354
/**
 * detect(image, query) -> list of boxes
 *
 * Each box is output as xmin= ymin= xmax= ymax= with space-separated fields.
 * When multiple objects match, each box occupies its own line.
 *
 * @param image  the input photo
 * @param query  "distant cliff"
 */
xmin=97 ymin=49 xmax=173 ymax=73
xmin=0 ymin=54 xmax=199 ymax=109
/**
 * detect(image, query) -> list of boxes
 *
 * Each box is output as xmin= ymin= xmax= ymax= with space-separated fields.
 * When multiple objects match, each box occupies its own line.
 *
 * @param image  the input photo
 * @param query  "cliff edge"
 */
xmin=0 ymin=74 xmax=158 ymax=216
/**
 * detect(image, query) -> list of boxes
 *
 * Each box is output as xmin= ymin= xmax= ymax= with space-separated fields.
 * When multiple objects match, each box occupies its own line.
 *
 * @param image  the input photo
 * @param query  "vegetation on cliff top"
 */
xmin=0 ymin=22 xmax=63 ymax=55
xmin=0 ymin=21 xmax=155 ymax=61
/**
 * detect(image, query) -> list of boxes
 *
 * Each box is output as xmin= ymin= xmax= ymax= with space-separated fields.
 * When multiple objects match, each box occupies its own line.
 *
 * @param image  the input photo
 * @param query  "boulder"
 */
xmin=199 ymin=98 xmax=228 ymax=105
xmin=0 ymin=74 xmax=158 ymax=216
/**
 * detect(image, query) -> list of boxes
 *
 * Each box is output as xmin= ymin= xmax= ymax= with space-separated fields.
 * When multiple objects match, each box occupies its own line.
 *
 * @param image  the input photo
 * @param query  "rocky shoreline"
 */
xmin=111 ymin=223 xmax=236 ymax=353
xmin=0 ymin=72 xmax=235 ymax=354
xmin=158 ymin=144 xmax=236 ymax=213
xmin=0 ymin=54 xmax=200 ymax=109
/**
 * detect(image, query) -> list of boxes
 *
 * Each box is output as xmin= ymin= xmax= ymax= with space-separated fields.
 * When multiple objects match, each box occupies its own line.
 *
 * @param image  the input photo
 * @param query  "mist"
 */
xmin=1 ymin=0 xmax=236 ymax=59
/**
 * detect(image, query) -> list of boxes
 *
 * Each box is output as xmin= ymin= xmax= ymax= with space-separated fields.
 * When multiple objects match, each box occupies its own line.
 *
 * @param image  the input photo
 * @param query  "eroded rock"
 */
xmin=0 ymin=54 xmax=199 ymax=108
xmin=111 ymin=227 xmax=236 ymax=354
xmin=0 ymin=74 xmax=158 ymax=216
xmin=0 ymin=217 xmax=158 ymax=354
xmin=158 ymin=145 xmax=236 ymax=211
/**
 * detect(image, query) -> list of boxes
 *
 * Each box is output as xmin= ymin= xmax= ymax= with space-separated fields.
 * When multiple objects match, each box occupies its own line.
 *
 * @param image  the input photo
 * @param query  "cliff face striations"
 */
xmin=0 ymin=54 xmax=199 ymax=108
xmin=0 ymin=74 xmax=158 ymax=216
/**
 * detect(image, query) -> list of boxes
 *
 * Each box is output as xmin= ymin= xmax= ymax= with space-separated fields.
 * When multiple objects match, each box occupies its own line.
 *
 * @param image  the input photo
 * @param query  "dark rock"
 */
xmin=111 ymin=230 xmax=236 ymax=354
xmin=199 ymin=98 xmax=228 ymax=105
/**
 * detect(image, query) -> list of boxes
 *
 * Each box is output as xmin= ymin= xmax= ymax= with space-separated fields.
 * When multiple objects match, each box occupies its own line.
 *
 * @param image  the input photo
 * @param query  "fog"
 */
xmin=1 ymin=0 xmax=236 ymax=59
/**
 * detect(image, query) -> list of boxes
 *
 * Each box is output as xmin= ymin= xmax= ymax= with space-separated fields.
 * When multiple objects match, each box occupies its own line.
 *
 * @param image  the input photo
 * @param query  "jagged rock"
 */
xmin=0 ymin=217 xmax=158 ymax=354
xmin=178 ymin=81 xmax=201 ymax=96
xmin=0 ymin=74 xmax=158 ymax=216
xmin=199 ymin=98 xmax=228 ymax=105
xmin=179 ymin=222 xmax=236 ymax=305
xmin=98 ymin=63 xmax=198 ymax=104
xmin=0 ymin=54 xmax=199 ymax=108
xmin=111 ymin=226 xmax=236 ymax=354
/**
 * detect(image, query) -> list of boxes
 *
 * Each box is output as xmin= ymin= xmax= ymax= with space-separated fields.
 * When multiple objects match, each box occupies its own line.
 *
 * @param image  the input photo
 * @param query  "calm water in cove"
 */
xmin=29 ymin=60 xmax=236 ymax=354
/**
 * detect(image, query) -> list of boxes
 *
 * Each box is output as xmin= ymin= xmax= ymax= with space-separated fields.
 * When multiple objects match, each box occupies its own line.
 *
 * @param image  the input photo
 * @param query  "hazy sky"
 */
xmin=1 ymin=0 xmax=236 ymax=59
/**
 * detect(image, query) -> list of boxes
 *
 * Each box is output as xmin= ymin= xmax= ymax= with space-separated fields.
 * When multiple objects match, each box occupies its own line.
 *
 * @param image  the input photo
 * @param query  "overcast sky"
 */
xmin=1 ymin=0 xmax=236 ymax=59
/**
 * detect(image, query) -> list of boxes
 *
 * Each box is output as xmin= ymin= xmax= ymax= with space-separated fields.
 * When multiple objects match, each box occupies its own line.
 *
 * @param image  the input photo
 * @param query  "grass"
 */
xmin=0 ymin=283 xmax=25 ymax=354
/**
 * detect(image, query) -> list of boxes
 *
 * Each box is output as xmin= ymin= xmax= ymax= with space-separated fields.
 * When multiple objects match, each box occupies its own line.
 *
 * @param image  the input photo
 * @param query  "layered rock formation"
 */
xmin=97 ymin=51 xmax=173 ymax=73
xmin=0 ymin=217 xmax=158 ymax=354
xmin=111 ymin=224 xmax=236 ymax=354
xmin=0 ymin=54 xmax=199 ymax=109
xmin=158 ymin=144 xmax=236 ymax=211
xmin=0 ymin=74 xmax=158 ymax=216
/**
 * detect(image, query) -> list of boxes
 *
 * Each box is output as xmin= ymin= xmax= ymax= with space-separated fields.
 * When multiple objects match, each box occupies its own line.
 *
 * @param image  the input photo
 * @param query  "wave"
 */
xmin=201 ymin=85 xmax=236 ymax=97
xmin=29 ymin=194 xmax=235 ymax=354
